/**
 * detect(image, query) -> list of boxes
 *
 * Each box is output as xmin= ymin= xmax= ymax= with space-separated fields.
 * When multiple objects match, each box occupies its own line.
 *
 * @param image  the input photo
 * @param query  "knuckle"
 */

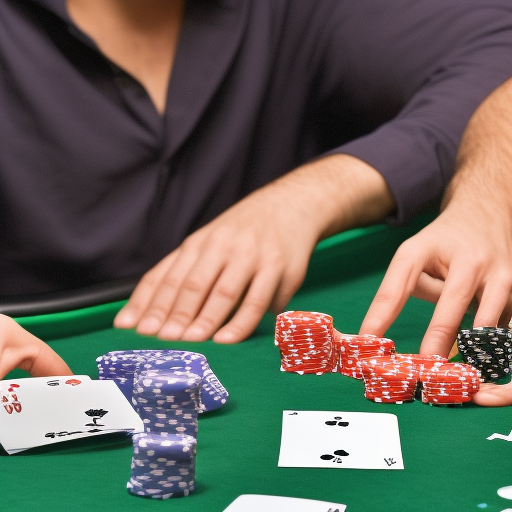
xmin=145 ymin=304 xmax=171 ymax=322
xmin=168 ymin=309 xmax=194 ymax=324
xmin=215 ymin=284 xmax=240 ymax=303
xmin=159 ymin=273 xmax=183 ymax=292
xmin=179 ymin=276 xmax=205 ymax=295
xmin=241 ymin=295 xmax=269 ymax=316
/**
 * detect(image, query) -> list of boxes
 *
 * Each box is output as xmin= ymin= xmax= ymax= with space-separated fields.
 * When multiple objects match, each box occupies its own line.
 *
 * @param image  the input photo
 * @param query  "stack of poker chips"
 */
xmin=132 ymin=370 xmax=201 ymax=437
xmin=96 ymin=349 xmax=229 ymax=412
xmin=457 ymin=327 xmax=512 ymax=382
xmin=404 ymin=354 xmax=449 ymax=381
xmin=127 ymin=432 xmax=197 ymax=499
xmin=421 ymin=362 xmax=481 ymax=405
xmin=96 ymin=349 xmax=229 ymax=500
xmin=359 ymin=355 xmax=418 ymax=404
xmin=337 ymin=334 xmax=396 ymax=379
xmin=274 ymin=311 xmax=337 ymax=374
xmin=128 ymin=369 xmax=201 ymax=499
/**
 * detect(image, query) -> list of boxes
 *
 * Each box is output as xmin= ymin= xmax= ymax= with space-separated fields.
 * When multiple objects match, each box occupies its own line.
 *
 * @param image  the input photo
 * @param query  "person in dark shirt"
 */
xmin=2 ymin=1 xmax=512 ymax=390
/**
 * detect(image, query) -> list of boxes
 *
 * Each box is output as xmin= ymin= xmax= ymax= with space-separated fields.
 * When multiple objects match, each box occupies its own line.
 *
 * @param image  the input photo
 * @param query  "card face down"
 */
xmin=0 ymin=376 xmax=143 ymax=454
xmin=223 ymin=494 xmax=346 ymax=512
xmin=278 ymin=410 xmax=404 ymax=470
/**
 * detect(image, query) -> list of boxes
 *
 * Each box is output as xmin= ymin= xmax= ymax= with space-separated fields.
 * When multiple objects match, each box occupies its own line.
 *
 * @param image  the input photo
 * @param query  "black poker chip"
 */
xmin=457 ymin=327 xmax=512 ymax=382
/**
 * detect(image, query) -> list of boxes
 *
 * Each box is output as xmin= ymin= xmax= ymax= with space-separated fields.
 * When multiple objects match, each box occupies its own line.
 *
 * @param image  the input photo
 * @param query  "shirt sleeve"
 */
xmin=316 ymin=0 xmax=512 ymax=224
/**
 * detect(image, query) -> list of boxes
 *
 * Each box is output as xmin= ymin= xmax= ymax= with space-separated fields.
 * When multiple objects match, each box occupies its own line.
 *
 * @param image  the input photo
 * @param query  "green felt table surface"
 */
xmin=4 ymin=214 xmax=512 ymax=512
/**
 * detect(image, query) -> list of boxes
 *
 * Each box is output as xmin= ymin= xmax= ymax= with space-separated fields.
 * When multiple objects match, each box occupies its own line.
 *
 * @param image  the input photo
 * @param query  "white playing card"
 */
xmin=0 ymin=376 xmax=143 ymax=454
xmin=223 ymin=494 xmax=346 ymax=512
xmin=278 ymin=410 xmax=404 ymax=470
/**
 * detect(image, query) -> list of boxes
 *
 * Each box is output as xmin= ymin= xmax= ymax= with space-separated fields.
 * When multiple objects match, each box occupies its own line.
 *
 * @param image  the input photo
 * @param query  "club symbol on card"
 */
xmin=325 ymin=416 xmax=349 ymax=427
xmin=320 ymin=449 xmax=349 ymax=463
xmin=384 ymin=457 xmax=397 ymax=467
xmin=85 ymin=409 xmax=108 ymax=426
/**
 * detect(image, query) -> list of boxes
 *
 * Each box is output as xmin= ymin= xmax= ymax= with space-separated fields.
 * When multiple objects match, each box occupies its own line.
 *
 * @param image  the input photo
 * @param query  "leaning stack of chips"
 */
xmin=337 ymin=334 xmax=396 ymax=379
xmin=274 ymin=311 xmax=337 ymax=374
xmin=96 ymin=349 xmax=229 ymax=499
xmin=421 ymin=362 xmax=481 ymax=404
xmin=457 ymin=327 xmax=512 ymax=382
xmin=96 ymin=349 xmax=229 ymax=412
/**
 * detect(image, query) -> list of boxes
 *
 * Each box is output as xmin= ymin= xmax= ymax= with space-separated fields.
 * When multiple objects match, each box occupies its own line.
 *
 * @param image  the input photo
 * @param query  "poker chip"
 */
xmin=360 ymin=356 xmax=417 ymax=404
xmin=274 ymin=310 xmax=484 ymax=407
xmin=132 ymin=370 xmax=201 ymax=437
xmin=275 ymin=311 xmax=337 ymax=374
xmin=421 ymin=362 xmax=481 ymax=405
xmin=338 ymin=334 xmax=396 ymax=379
xmin=127 ymin=433 xmax=196 ymax=499
xmin=96 ymin=349 xmax=228 ymax=412
xmin=457 ymin=327 xmax=512 ymax=382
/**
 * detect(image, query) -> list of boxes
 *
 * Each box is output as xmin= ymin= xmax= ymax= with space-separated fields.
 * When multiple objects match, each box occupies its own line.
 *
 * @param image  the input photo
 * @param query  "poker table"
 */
xmin=4 ymin=213 xmax=512 ymax=512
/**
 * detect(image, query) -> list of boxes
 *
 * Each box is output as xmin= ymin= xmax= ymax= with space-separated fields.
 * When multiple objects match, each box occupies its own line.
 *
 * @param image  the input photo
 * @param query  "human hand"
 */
xmin=360 ymin=200 xmax=512 ymax=361
xmin=472 ymin=381 xmax=512 ymax=407
xmin=0 ymin=315 xmax=72 ymax=379
xmin=114 ymin=178 xmax=321 ymax=343
xmin=114 ymin=154 xmax=395 ymax=343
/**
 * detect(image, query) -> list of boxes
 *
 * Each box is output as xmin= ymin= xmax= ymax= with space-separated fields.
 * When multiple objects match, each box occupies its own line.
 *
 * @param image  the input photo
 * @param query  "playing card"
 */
xmin=0 ymin=376 xmax=143 ymax=454
xmin=223 ymin=494 xmax=346 ymax=512
xmin=278 ymin=410 xmax=404 ymax=469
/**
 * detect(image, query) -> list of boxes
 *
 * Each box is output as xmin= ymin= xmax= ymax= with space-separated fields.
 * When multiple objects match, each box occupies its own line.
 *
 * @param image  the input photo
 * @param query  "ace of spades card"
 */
xmin=0 ymin=376 xmax=143 ymax=454
xmin=278 ymin=410 xmax=404 ymax=470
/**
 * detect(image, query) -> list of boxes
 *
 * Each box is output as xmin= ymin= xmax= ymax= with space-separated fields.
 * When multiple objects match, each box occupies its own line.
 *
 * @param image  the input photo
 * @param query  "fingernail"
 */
xmin=158 ymin=323 xmax=184 ymax=340
xmin=181 ymin=326 xmax=207 ymax=342
xmin=137 ymin=317 xmax=162 ymax=335
xmin=114 ymin=310 xmax=135 ymax=328
xmin=213 ymin=330 xmax=237 ymax=344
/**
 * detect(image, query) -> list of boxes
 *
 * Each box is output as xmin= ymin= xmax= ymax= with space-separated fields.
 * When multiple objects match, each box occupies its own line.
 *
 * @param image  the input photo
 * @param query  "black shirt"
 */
xmin=1 ymin=0 xmax=512 ymax=294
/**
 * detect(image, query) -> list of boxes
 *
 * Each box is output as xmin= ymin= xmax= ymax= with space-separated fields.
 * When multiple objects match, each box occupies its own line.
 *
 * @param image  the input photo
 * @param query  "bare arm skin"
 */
xmin=114 ymin=154 xmax=395 ymax=343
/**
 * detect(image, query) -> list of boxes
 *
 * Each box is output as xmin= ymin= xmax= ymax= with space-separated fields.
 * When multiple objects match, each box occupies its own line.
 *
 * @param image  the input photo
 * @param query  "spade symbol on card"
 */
xmin=320 ymin=449 xmax=349 ymax=463
xmin=85 ymin=409 xmax=108 ymax=426
xmin=325 ymin=416 xmax=349 ymax=427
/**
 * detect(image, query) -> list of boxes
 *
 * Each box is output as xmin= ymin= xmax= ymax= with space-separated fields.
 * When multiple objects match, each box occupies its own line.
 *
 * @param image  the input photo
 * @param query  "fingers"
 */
xmin=115 ymin=229 xmax=308 ymax=343
xmin=411 ymin=273 xmax=444 ymax=304
xmin=22 ymin=341 xmax=73 ymax=378
xmin=473 ymin=272 xmax=512 ymax=328
xmin=114 ymin=251 xmax=181 ymax=330
xmin=212 ymin=266 xmax=285 ymax=343
xmin=138 ymin=247 xmax=229 ymax=340
xmin=419 ymin=264 xmax=479 ymax=357
xmin=360 ymin=241 xmax=425 ymax=336
xmin=0 ymin=316 xmax=72 ymax=379
xmin=176 ymin=255 xmax=282 ymax=343
xmin=473 ymin=382 xmax=512 ymax=407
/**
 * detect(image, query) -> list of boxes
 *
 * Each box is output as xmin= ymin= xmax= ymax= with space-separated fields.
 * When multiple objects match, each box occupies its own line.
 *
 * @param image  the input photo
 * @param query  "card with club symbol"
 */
xmin=223 ymin=494 xmax=346 ymax=511
xmin=278 ymin=410 xmax=404 ymax=469
xmin=0 ymin=376 xmax=143 ymax=454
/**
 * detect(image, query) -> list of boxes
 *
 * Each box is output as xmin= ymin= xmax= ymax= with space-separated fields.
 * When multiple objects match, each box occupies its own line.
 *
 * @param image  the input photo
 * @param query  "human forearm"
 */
xmin=444 ymin=77 xmax=512 ymax=219
xmin=269 ymin=154 xmax=396 ymax=241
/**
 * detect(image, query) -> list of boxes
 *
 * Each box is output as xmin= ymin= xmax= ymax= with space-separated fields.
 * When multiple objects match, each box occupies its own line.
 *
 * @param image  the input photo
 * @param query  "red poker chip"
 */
xmin=338 ymin=336 xmax=396 ymax=379
xmin=276 ymin=311 xmax=337 ymax=374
